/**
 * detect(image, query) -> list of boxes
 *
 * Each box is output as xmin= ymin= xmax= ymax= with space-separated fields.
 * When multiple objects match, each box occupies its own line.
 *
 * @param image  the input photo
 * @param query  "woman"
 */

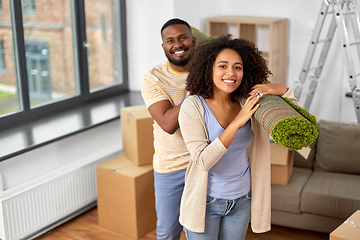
xmin=178 ymin=35 xmax=297 ymax=240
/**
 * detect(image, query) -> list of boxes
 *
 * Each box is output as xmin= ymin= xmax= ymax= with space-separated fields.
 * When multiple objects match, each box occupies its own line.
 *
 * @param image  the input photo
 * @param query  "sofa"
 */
xmin=270 ymin=119 xmax=360 ymax=233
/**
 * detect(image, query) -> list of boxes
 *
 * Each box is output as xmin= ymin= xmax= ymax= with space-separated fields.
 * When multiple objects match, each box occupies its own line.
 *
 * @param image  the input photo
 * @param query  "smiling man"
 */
xmin=140 ymin=18 xmax=196 ymax=240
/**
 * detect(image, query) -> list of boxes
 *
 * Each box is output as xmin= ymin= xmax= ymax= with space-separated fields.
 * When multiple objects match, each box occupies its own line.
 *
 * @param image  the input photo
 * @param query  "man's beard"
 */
xmin=165 ymin=49 xmax=192 ymax=67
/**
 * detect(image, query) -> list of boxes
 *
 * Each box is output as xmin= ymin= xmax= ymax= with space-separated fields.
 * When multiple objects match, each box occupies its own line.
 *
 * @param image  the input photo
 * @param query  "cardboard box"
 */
xmin=270 ymin=143 xmax=294 ymax=185
xmin=330 ymin=210 xmax=360 ymax=240
xmin=121 ymin=105 xmax=154 ymax=166
xmin=96 ymin=155 xmax=156 ymax=239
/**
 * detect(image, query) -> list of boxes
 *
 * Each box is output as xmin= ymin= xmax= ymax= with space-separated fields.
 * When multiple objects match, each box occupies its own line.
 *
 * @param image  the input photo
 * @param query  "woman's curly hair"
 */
xmin=186 ymin=35 xmax=272 ymax=102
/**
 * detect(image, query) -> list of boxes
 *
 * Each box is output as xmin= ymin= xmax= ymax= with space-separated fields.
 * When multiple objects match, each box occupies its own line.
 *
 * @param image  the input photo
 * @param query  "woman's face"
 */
xmin=212 ymin=48 xmax=243 ymax=95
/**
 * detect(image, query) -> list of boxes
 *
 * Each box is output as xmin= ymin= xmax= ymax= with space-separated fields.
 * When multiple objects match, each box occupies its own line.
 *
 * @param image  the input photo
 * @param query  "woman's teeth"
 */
xmin=223 ymin=80 xmax=235 ymax=83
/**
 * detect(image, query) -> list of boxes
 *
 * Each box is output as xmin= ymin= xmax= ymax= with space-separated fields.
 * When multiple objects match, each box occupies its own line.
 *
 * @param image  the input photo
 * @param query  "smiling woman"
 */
xmin=178 ymin=35 xmax=297 ymax=240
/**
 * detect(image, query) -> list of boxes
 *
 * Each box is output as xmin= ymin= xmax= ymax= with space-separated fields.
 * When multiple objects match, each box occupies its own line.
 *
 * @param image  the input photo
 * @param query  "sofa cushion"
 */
xmin=271 ymin=167 xmax=313 ymax=213
xmin=293 ymin=141 xmax=316 ymax=169
xmin=314 ymin=120 xmax=360 ymax=174
xmin=300 ymin=171 xmax=360 ymax=219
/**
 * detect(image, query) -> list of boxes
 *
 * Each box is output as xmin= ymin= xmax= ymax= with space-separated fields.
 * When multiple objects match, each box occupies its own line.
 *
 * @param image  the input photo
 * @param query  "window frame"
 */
xmin=0 ymin=0 xmax=129 ymax=130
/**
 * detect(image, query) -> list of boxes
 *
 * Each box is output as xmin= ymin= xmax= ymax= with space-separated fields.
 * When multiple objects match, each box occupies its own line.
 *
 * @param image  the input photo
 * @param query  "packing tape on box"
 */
xmin=344 ymin=220 xmax=360 ymax=229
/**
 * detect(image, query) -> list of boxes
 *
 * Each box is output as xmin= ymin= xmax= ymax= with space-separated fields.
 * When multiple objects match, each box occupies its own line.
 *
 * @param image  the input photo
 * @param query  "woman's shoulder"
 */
xmin=184 ymin=94 xmax=200 ymax=101
xmin=182 ymin=95 xmax=201 ymax=107
xmin=181 ymin=95 xmax=204 ymax=115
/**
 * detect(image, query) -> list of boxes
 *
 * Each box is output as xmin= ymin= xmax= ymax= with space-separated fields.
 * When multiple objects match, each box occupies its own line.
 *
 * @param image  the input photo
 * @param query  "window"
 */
xmin=25 ymin=41 xmax=52 ymax=101
xmin=22 ymin=0 xmax=35 ymax=14
xmin=0 ymin=1 xmax=20 ymax=115
xmin=0 ymin=41 xmax=5 ymax=71
xmin=0 ymin=0 xmax=128 ymax=128
xmin=0 ymin=0 xmax=3 ymax=12
xmin=84 ymin=1 xmax=125 ymax=91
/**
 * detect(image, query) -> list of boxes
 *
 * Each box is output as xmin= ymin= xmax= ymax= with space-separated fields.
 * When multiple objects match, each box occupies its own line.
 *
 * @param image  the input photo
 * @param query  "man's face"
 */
xmin=162 ymin=24 xmax=196 ymax=68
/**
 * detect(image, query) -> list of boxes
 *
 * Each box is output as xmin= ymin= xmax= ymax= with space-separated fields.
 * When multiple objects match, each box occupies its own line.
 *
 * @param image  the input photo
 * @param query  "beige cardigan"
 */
xmin=178 ymin=89 xmax=297 ymax=233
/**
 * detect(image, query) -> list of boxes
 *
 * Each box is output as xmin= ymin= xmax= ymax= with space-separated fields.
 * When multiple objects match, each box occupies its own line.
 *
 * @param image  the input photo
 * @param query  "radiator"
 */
xmin=0 ymin=146 xmax=120 ymax=240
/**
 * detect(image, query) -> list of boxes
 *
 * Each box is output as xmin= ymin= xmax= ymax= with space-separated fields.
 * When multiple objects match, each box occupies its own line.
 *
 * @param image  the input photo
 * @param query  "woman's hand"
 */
xmin=219 ymin=94 xmax=261 ymax=148
xmin=234 ymin=94 xmax=261 ymax=127
xmin=249 ymin=83 xmax=288 ymax=96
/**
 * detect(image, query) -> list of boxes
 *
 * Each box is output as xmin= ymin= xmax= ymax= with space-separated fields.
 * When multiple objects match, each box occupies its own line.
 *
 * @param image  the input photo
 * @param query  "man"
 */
xmin=140 ymin=18 xmax=196 ymax=240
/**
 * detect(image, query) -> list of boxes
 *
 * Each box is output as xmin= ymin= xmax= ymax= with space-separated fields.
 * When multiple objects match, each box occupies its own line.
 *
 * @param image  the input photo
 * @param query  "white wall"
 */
xmin=173 ymin=0 xmax=219 ymax=30
xmin=127 ymin=0 xmax=359 ymax=123
xmin=126 ymin=0 xmax=175 ymax=91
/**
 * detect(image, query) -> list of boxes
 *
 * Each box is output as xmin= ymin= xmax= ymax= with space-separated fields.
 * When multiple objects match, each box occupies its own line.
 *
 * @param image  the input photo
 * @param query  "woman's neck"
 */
xmin=207 ymin=91 xmax=233 ymax=106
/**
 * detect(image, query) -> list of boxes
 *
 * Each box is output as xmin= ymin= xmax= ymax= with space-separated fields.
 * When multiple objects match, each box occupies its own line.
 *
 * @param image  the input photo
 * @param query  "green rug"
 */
xmin=190 ymin=26 xmax=215 ymax=47
xmin=253 ymin=95 xmax=318 ymax=151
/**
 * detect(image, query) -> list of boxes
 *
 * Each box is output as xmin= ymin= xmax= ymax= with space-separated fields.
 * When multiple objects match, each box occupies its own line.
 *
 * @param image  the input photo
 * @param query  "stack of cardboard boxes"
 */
xmin=96 ymin=105 xmax=156 ymax=239
xmin=270 ymin=142 xmax=294 ymax=185
xmin=270 ymin=143 xmax=313 ymax=186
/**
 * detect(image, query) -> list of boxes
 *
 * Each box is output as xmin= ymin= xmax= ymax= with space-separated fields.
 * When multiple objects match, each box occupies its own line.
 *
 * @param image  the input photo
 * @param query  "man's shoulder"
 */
xmin=142 ymin=62 xmax=168 ymax=83
xmin=141 ymin=62 xmax=164 ymax=86
xmin=145 ymin=61 xmax=168 ymax=76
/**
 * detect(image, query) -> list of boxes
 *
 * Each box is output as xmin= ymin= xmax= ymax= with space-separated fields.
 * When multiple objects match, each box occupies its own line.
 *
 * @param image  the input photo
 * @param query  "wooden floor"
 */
xmin=36 ymin=207 xmax=330 ymax=240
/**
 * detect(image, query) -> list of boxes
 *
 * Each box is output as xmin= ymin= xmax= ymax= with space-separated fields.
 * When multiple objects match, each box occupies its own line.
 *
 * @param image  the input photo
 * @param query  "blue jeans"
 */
xmin=184 ymin=191 xmax=251 ymax=240
xmin=154 ymin=169 xmax=186 ymax=240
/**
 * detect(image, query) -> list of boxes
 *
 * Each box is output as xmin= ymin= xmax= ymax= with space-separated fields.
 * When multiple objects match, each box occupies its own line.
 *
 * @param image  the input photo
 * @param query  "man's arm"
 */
xmin=148 ymin=100 xmax=181 ymax=134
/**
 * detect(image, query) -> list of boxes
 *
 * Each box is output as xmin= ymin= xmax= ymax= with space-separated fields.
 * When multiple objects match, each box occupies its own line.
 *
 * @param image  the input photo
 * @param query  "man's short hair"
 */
xmin=161 ymin=18 xmax=191 ymax=36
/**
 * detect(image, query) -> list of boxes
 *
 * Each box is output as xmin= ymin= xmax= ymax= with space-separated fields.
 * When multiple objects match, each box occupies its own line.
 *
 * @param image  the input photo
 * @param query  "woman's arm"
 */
xmin=281 ymin=87 xmax=298 ymax=105
xmin=218 ymin=94 xmax=261 ymax=148
xmin=179 ymin=97 xmax=228 ymax=172
xmin=249 ymin=83 xmax=288 ymax=96
xmin=249 ymin=83 xmax=298 ymax=105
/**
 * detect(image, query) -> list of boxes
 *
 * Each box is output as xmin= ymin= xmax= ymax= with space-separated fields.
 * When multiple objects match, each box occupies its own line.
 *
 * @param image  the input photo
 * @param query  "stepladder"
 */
xmin=294 ymin=0 xmax=360 ymax=123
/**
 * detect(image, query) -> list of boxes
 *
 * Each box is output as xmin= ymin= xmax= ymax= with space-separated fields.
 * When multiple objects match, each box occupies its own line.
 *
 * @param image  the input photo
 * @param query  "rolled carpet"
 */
xmin=252 ymin=95 xmax=318 ymax=151
xmin=190 ymin=26 xmax=216 ymax=47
